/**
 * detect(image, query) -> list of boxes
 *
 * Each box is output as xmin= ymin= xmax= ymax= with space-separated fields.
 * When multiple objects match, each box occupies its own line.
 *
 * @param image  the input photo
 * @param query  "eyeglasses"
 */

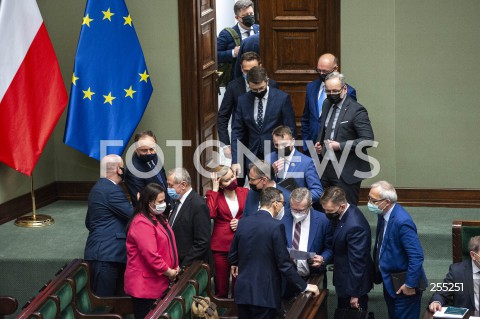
xmin=315 ymin=66 xmax=337 ymax=74
xmin=248 ymin=176 xmax=262 ymax=182
xmin=367 ymin=196 xmax=385 ymax=204
xmin=275 ymin=200 xmax=284 ymax=205
xmin=325 ymin=87 xmax=344 ymax=95
xmin=291 ymin=208 xmax=309 ymax=215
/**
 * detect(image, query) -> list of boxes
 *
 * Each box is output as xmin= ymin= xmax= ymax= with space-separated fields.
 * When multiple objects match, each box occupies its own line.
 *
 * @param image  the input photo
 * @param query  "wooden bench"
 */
xmin=17 ymin=259 xmax=132 ymax=319
xmin=282 ymin=274 xmax=328 ymax=319
xmin=0 ymin=296 xmax=18 ymax=319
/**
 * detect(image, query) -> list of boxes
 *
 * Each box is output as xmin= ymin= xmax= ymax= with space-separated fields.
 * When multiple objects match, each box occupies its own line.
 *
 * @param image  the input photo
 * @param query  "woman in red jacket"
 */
xmin=206 ymin=166 xmax=249 ymax=298
xmin=124 ymin=183 xmax=180 ymax=319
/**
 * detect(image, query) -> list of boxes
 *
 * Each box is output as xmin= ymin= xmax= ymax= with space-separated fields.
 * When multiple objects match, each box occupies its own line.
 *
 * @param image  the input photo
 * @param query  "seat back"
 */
xmin=70 ymin=265 xmax=93 ymax=314
xmin=452 ymin=220 xmax=480 ymax=263
xmin=33 ymin=298 xmax=58 ymax=319
xmin=161 ymin=298 xmax=184 ymax=319
xmin=195 ymin=268 xmax=209 ymax=297
xmin=54 ymin=281 xmax=75 ymax=319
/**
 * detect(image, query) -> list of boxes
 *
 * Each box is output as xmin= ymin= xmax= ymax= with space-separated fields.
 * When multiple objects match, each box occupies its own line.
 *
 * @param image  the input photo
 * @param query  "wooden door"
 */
xmin=178 ymin=0 xmax=218 ymax=193
xmin=258 ymin=0 xmax=341 ymax=132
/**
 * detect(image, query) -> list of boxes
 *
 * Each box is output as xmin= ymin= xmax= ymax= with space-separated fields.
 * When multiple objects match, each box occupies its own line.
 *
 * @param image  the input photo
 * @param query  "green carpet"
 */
xmin=0 ymin=201 xmax=478 ymax=318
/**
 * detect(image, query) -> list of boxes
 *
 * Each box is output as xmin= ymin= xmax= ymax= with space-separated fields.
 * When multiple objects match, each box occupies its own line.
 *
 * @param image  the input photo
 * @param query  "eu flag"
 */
xmin=64 ymin=0 xmax=153 ymax=160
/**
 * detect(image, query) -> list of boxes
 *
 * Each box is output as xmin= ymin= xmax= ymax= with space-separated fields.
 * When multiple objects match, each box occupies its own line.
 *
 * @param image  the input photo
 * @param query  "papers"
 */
xmin=288 ymin=248 xmax=315 ymax=260
xmin=433 ymin=306 xmax=469 ymax=318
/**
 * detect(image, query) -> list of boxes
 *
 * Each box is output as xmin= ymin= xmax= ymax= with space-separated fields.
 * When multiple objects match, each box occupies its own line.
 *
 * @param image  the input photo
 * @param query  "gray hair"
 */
xmin=325 ymin=71 xmax=346 ymax=88
xmin=100 ymin=154 xmax=122 ymax=178
xmin=370 ymin=181 xmax=398 ymax=203
xmin=468 ymin=236 xmax=480 ymax=253
xmin=167 ymin=168 xmax=192 ymax=186
xmin=249 ymin=160 xmax=274 ymax=180
xmin=234 ymin=0 xmax=254 ymax=15
xmin=290 ymin=187 xmax=312 ymax=207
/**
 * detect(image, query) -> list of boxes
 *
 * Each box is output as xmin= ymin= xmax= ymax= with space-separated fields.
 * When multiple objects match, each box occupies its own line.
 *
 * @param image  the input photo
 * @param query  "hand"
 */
xmin=223 ymin=146 xmax=232 ymax=159
xmin=314 ymin=142 xmax=322 ymax=154
xmin=233 ymin=46 xmax=240 ymax=57
xmin=231 ymin=266 xmax=238 ymax=278
xmin=428 ymin=301 xmax=442 ymax=313
xmin=210 ymin=172 xmax=221 ymax=192
xmin=305 ymin=284 xmax=320 ymax=297
xmin=231 ymin=164 xmax=241 ymax=177
xmin=396 ymin=284 xmax=416 ymax=296
xmin=165 ymin=267 xmax=178 ymax=280
xmin=136 ymin=192 xmax=140 ymax=201
xmin=310 ymin=255 xmax=324 ymax=268
xmin=272 ymin=159 xmax=285 ymax=174
xmin=325 ymin=139 xmax=341 ymax=151
xmin=350 ymin=297 xmax=360 ymax=309
xmin=230 ymin=218 xmax=239 ymax=231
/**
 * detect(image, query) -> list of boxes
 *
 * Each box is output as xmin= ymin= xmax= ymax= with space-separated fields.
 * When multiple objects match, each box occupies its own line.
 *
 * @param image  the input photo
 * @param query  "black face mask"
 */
xmin=241 ymin=15 xmax=255 ymax=28
xmin=252 ymin=89 xmax=267 ymax=99
xmin=118 ymin=167 xmax=125 ymax=182
xmin=275 ymin=146 xmax=293 ymax=157
xmin=138 ymin=153 xmax=157 ymax=163
xmin=318 ymin=73 xmax=330 ymax=82
xmin=327 ymin=93 xmax=342 ymax=105
xmin=326 ymin=211 xmax=340 ymax=220
xmin=250 ymin=183 xmax=260 ymax=192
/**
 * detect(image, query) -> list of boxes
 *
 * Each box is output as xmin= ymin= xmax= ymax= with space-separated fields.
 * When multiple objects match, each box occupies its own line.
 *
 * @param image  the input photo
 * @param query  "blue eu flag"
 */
xmin=64 ymin=0 xmax=153 ymax=160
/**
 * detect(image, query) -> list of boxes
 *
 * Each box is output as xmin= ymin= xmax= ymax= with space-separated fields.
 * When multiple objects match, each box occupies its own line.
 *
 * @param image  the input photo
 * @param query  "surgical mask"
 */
xmin=138 ymin=153 xmax=156 ymax=162
xmin=327 ymin=93 xmax=342 ymax=105
xmin=291 ymin=211 xmax=308 ymax=223
xmin=274 ymin=207 xmax=285 ymax=220
xmin=167 ymin=187 xmax=180 ymax=200
xmin=151 ymin=202 xmax=167 ymax=215
xmin=367 ymin=202 xmax=384 ymax=215
xmin=223 ymin=179 xmax=238 ymax=191
xmin=241 ymin=15 xmax=255 ymax=28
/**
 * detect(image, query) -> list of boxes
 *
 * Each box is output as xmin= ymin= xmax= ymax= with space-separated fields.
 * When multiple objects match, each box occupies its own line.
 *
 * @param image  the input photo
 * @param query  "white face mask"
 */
xmin=274 ymin=207 xmax=285 ymax=220
xmin=291 ymin=211 xmax=308 ymax=223
xmin=151 ymin=202 xmax=167 ymax=215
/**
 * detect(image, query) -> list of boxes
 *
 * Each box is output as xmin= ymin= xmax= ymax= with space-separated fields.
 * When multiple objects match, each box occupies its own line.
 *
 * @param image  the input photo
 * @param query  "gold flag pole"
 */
xmin=15 ymin=175 xmax=54 ymax=227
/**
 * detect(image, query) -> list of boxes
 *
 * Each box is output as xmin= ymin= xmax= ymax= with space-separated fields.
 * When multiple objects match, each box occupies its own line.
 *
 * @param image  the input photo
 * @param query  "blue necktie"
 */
xmin=318 ymin=86 xmax=326 ymax=117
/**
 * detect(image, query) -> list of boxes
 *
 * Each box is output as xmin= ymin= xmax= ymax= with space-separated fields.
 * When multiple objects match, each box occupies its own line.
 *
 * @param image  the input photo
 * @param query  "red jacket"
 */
xmin=206 ymin=187 xmax=248 ymax=252
xmin=124 ymin=213 xmax=178 ymax=299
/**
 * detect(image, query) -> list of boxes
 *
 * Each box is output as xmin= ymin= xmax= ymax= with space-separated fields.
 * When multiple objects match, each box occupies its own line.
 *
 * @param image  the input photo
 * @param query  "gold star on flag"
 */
xmin=102 ymin=8 xmax=115 ymax=21
xmin=82 ymin=14 xmax=94 ymax=27
xmin=103 ymin=92 xmax=116 ymax=105
xmin=83 ymin=87 xmax=95 ymax=100
xmin=139 ymin=70 xmax=150 ymax=83
xmin=72 ymin=73 xmax=79 ymax=86
xmin=123 ymin=15 xmax=133 ymax=26
xmin=124 ymin=86 xmax=136 ymax=98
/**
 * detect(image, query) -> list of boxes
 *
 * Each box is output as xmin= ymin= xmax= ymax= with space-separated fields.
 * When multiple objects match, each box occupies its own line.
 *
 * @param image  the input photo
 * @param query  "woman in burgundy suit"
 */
xmin=124 ymin=183 xmax=180 ymax=319
xmin=207 ymin=166 xmax=249 ymax=298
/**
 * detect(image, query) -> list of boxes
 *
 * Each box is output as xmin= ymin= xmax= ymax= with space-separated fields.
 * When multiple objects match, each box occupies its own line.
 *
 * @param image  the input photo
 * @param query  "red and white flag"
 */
xmin=0 ymin=0 xmax=67 ymax=176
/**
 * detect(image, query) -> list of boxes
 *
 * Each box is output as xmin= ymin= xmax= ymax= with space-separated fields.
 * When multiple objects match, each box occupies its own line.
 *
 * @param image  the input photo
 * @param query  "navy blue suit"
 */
xmin=301 ymin=79 xmax=356 ymax=152
xmin=228 ymin=210 xmax=307 ymax=314
xmin=231 ymin=88 xmax=297 ymax=169
xmin=265 ymin=149 xmax=323 ymax=203
xmin=332 ymin=205 xmax=373 ymax=309
xmin=84 ymin=178 xmax=134 ymax=296
xmin=243 ymin=185 xmax=290 ymax=218
xmin=373 ymin=203 xmax=427 ymax=319
xmin=233 ymin=33 xmax=260 ymax=79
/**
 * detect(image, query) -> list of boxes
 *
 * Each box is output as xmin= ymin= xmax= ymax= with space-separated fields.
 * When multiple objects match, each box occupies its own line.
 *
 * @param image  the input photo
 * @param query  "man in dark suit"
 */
xmin=321 ymin=186 xmax=373 ymax=310
xmin=166 ymin=168 xmax=210 ymax=267
xmin=301 ymin=53 xmax=357 ymax=153
xmin=244 ymin=160 xmax=290 ymax=218
xmin=428 ymin=236 xmax=480 ymax=313
xmin=314 ymin=72 xmax=374 ymax=205
xmin=231 ymin=66 xmax=296 ymax=180
xmin=124 ymin=130 xmax=170 ymax=207
xmin=217 ymin=52 xmax=278 ymax=186
xmin=84 ymin=154 xmax=133 ymax=296
xmin=265 ymin=125 xmax=323 ymax=203
xmin=228 ymin=187 xmax=319 ymax=319
xmin=233 ymin=33 xmax=259 ymax=79
xmin=369 ymin=181 xmax=428 ymax=319
xmin=217 ymin=0 xmax=259 ymax=85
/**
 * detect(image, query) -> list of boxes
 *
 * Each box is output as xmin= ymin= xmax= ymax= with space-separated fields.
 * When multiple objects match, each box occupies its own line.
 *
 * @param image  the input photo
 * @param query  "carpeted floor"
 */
xmin=0 ymin=200 xmax=478 ymax=318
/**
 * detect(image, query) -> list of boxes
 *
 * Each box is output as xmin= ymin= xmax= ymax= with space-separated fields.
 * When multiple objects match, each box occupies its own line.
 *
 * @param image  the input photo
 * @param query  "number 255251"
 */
xmin=429 ymin=283 xmax=463 ymax=291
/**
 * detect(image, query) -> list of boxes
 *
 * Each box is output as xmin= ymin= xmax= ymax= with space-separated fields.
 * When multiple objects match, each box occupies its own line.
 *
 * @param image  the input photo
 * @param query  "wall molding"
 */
xmin=1 ymin=183 xmax=479 ymax=225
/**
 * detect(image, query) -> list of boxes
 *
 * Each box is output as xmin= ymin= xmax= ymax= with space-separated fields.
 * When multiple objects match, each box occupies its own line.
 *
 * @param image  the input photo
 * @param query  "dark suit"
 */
xmin=332 ymin=205 xmax=373 ymax=310
xmin=373 ymin=203 xmax=427 ymax=319
xmin=228 ymin=210 xmax=307 ymax=318
xmin=265 ymin=149 xmax=323 ymax=203
xmin=170 ymin=189 xmax=211 ymax=267
xmin=316 ymin=95 xmax=374 ymax=205
xmin=233 ymin=33 xmax=260 ymax=79
xmin=84 ymin=178 xmax=134 ymax=296
xmin=301 ymin=79 xmax=356 ymax=152
xmin=124 ymin=153 xmax=170 ymax=207
xmin=243 ymin=185 xmax=290 ymax=218
xmin=231 ymin=88 xmax=297 ymax=172
xmin=429 ymin=260 xmax=477 ymax=311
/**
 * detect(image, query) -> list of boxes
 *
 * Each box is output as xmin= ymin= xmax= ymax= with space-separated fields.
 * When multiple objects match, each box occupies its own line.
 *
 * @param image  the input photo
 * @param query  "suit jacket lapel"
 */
xmin=284 ymin=213 xmax=293 ymax=247
xmin=307 ymin=212 xmax=319 ymax=251
xmin=464 ymin=261 xmax=475 ymax=308
xmin=333 ymin=209 xmax=348 ymax=246
xmin=173 ymin=192 xmax=193 ymax=228
xmin=333 ymin=97 xmax=350 ymax=139
xmin=311 ymin=80 xmax=321 ymax=117
xmin=380 ymin=205 xmax=396 ymax=257
xmin=261 ymin=88 xmax=276 ymax=131
xmin=318 ymin=100 xmax=332 ymax=143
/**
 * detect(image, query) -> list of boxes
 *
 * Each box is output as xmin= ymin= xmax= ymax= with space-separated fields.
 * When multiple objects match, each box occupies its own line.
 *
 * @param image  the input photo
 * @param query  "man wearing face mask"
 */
xmin=244 ymin=160 xmax=290 ymax=219
xmin=166 ymin=168 xmax=210 ymax=267
xmin=231 ymin=66 xmax=296 ymax=180
xmin=229 ymin=187 xmax=320 ymax=319
xmin=320 ymin=186 xmax=373 ymax=311
xmin=428 ymin=236 xmax=480 ymax=314
xmin=217 ymin=0 xmax=259 ymax=86
xmin=265 ymin=125 xmax=323 ymax=204
xmin=125 ymin=130 xmax=170 ymax=207
xmin=84 ymin=154 xmax=134 ymax=296
xmin=314 ymin=72 xmax=374 ymax=206
xmin=369 ymin=181 xmax=427 ymax=319
xmin=301 ymin=53 xmax=357 ymax=155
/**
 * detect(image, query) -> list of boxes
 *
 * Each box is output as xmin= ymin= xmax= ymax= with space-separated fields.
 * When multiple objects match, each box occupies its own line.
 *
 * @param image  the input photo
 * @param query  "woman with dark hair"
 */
xmin=206 ymin=166 xmax=248 ymax=298
xmin=124 ymin=183 xmax=179 ymax=319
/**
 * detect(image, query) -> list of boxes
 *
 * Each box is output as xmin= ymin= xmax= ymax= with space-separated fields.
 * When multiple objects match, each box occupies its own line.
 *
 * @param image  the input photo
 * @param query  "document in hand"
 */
xmin=288 ymin=248 xmax=315 ymax=260
xmin=433 ymin=306 xmax=469 ymax=318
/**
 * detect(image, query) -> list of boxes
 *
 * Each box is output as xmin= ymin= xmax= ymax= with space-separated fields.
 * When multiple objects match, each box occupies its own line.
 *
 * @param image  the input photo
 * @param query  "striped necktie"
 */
xmin=292 ymin=221 xmax=302 ymax=249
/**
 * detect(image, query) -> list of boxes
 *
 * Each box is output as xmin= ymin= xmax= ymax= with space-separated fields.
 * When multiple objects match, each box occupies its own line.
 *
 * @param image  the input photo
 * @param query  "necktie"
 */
xmin=292 ymin=221 xmax=302 ymax=250
xmin=257 ymin=98 xmax=263 ymax=130
xmin=168 ymin=200 xmax=180 ymax=226
xmin=375 ymin=218 xmax=385 ymax=271
xmin=324 ymin=105 xmax=338 ymax=141
xmin=318 ymin=86 xmax=326 ymax=117
xmin=245 ymin=30 xmax=251 ymax=37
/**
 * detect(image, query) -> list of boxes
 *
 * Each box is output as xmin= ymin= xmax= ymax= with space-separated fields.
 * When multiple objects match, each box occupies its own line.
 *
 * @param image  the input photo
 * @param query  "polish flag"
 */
xmin=0 ymin=0 xmax=68 ymax=176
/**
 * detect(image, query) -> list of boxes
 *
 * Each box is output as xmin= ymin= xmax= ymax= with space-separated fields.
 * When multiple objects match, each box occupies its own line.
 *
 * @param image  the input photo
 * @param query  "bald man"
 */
xmin=301 ymin=53 xmax=357 ymax=153
xmin=84 ymin=154 xmax=134 ymax=296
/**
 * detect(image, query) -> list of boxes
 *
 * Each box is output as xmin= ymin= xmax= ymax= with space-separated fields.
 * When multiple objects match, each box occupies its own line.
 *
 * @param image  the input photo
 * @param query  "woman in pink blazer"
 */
xmin=124 ymin=183 xmax=180 ymax=319
xmin=206 ymin=166 xmax=249 ymax=298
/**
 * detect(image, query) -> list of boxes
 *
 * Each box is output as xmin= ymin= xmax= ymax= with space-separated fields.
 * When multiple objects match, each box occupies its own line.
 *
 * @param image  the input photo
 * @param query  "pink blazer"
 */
xmin=124 ymin=213 xmax=178 ymax=299
xmin=206 ymin=187 xmax=248 ymax=252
